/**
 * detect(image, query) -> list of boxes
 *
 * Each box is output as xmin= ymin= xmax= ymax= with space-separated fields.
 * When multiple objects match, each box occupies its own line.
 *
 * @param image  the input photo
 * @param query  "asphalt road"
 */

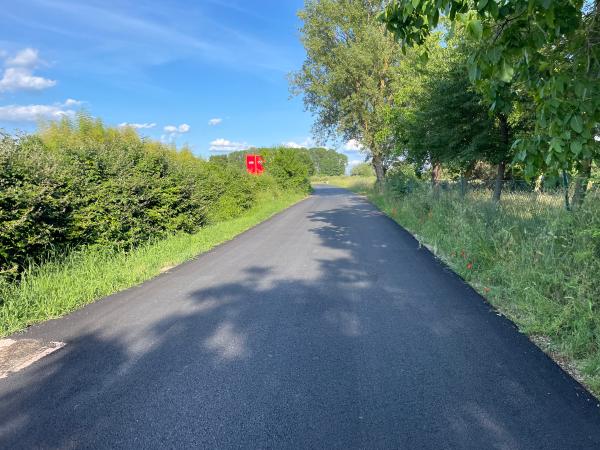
xmin=1 ymin=185 xmax=599 ymax=449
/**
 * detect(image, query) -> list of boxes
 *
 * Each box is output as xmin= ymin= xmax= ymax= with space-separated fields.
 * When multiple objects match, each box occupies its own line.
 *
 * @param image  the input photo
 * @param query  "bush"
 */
xmin=0 ymin=116 xmax=297 ymax=276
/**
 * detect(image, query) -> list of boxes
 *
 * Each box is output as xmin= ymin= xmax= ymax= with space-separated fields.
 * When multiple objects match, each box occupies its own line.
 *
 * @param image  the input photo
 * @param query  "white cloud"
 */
xmin=161 ymin=123 xmax=191 ymax=143
xmin=64 ymin=98 xmax=83 ymax=106
xmin=0 ymin=67 xmax=56 ymax=93
xmin=208 ymin=118 xmax=222 ymax=126
xmin=344 ymin=139 xmax=363 ymax=151
xmin=0 ymin=99 xmax=81 ymax=122
xmin=5 ymin=48 xmax=42 ymax=68
xmin=164 ymin=123 xmax=190 ymax=133
xmin=282 ymin=137 xmax=315 ymax=149
xmin=119 ymin=122 xmax=156 ymax=129
xmin=209 ymin=138 xmax=250 ymax=153
xmin=0 ymin=48 xmax=55 ymax=93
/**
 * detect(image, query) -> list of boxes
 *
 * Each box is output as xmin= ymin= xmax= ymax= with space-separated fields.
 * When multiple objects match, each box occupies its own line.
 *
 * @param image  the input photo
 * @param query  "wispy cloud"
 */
xmin=209 ymin=138 xmax=250 ymax=153
xmin=119 ymin=122 xmax=156 ymax=129
xmin=208 ymin=118 xmax=222 ymax=126
xmin=0 ymin=99 xmax=81 ymax=121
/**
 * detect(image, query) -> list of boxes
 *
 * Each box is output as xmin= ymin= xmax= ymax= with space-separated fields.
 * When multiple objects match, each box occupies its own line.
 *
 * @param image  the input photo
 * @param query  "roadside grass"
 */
xmin=311 ymin=175 xmax=376 ymax=192
xmin=0 ymin=190 xmax=306 ymax=337
xmin=321 ymin=175 xmax=600 ymax=397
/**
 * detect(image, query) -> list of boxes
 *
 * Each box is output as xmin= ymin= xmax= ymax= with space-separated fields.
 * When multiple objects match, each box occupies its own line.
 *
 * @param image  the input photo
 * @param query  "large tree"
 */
xmin=381 ymin=0 xmax=600 ymax=206
xmin=291 ymin=0 xmax=402 ymax=185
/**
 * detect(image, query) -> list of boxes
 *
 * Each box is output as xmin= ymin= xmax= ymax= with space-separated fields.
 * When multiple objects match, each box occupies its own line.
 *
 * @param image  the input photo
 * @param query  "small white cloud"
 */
xmin=0 ymin=67 xmax=56 ymax=92
xmin=344 ymin=139 xmax=363 ymax=151
xmin=64 ymin=98 xmax=83 ymax=107
xmin=0 ymin=99 xmax=81 ymax=122
xmin=208 ymin=118 xmax=222 ymax=126
xmin=119 ymin=122 xmax=156 ymax=129
xmin=164 ymin=123 xmax=190 ymax=133
xmin=282 ymin=137 xmax=314 ymax=149
xmin=5 ymin=48 xmax=42 ymax=68
xmin=209 ymin=138 xmax=250 ymax=153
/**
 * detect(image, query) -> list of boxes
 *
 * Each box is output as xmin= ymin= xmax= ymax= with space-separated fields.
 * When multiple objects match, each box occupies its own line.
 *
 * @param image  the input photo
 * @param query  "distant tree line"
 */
xmin=210 ymin=146 xmax=347 ymax=177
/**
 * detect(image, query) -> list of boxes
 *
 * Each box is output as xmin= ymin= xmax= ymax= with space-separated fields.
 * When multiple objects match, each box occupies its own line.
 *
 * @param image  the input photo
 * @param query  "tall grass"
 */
xmin=0 ymin=191 xmax=306 ymax=337
xmin=323 ymin=176 xmax=600 ymax=396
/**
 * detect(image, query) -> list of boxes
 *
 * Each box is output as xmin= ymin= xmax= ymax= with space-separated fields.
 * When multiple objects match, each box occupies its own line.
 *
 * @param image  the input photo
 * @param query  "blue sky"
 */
xmin=0 ymin=0 xmax=364 ymax=165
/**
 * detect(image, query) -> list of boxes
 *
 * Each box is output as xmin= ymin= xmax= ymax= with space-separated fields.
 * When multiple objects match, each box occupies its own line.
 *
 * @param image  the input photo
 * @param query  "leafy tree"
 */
xmin=291 ymin=0 xmax=403 ymax=185
xmin=351 ymin=162 xmax=375 ymax=176
xmin=381 ymin=0 xmax=600 ymax=206
xmin=391 ymin=31 xmax=513 ymax=199
xmin=309 ymin=147 xmax=348 ymax=175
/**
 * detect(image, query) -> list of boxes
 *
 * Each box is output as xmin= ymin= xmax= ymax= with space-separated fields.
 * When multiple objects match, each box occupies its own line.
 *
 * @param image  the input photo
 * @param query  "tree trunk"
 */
xmin=460 ymin=172 xmax=467 ymax=197
xmin=431 ymin=161 xmax=441 ymax=186
xmin=372 ymin=154 xmax=385 ymax=188
xmin=571 ymin=159 xmax=592 ymax=209
xmin=493 ymin=113 xmax=510 ymax=202
xmin=492 ymin=161 xmax=506 ymax=202
xmin=562 ymin=170 xmax=571 ymax=211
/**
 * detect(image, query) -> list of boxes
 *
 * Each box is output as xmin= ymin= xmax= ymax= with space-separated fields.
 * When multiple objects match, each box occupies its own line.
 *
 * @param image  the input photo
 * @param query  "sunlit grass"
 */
xmin=325 ymin=175 xmax=600 ymax=396
xmin=0 ymin=190 xmax=306 ymax=337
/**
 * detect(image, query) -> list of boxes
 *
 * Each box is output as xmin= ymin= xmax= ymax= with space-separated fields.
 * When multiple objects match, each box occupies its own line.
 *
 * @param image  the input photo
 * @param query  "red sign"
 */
xmin=245 ymin=154 xmax=264 ymax=175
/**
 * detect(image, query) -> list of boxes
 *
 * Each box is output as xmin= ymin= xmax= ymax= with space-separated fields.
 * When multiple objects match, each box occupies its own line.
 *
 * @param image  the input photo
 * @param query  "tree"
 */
xmin=351 ymin=162 xmax=376 ymax=176
xmin=390 ymin=31 xmax=509 ymax=196
xmin=381 ymin=0 xmax=600 ymax=206
xmin=308 ymin=147 xmax=348 ymax=175
xmin=291 ymin=0 xmax=402 ymax=185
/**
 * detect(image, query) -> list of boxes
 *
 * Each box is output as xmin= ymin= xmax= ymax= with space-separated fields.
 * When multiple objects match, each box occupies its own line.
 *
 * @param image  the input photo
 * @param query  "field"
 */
xmin=317 ymin=176 xmax=600 ymax=395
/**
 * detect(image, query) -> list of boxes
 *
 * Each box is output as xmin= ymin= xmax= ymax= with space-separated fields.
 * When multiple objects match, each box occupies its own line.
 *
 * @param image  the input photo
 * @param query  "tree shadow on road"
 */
xmin=1 ymin=188 xmax=599 ymax=449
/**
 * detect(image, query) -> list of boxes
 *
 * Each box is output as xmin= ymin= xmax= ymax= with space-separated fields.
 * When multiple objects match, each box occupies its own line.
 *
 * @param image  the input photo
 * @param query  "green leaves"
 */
xmin=467 ymin=19 xmax=483 ymax=40
xmin=569 ymin=115 xmax=583 ymax=134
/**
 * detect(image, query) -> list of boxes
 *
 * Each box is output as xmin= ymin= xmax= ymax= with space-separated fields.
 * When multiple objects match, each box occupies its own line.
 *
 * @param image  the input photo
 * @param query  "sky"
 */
xmin=0 ymin=0 xmax=364 ymax=166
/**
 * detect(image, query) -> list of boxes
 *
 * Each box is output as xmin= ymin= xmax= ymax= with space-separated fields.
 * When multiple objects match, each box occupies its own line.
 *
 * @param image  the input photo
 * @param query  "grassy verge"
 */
xmin=0 ymin=190 xmax=306 ymax=337
xmin=320 ymin=176 xmax=600 ymax=396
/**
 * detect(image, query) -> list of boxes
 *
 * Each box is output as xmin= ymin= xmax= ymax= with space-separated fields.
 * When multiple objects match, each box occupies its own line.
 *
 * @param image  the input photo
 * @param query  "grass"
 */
xmin=0 ymin=190 xmax=306 ymax=337
xmin=319 ymin=176 xmax=600 ymax=396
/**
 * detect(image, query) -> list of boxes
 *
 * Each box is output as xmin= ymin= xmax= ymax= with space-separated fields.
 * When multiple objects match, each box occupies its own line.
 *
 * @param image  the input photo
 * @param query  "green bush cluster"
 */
xmin=0 ymin=116 xmax=310 ymax=276
xmin=211 ymin=146 xmax=317 ymax=193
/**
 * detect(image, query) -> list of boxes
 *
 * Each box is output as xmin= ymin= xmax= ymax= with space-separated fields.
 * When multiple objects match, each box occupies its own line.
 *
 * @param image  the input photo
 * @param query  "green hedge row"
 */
xmin=0 ymin=116 xmax=311 ymax=276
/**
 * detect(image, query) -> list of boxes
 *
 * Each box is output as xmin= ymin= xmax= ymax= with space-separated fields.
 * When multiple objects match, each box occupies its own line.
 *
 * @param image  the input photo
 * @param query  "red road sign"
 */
xmin=246 ymin=154 xmax=264 ymax=175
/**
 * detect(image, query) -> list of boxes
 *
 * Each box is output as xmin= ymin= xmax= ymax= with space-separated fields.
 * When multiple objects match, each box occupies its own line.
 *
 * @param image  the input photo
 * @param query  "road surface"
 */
xmin=1 ymin=185 xmax=599 ymax=449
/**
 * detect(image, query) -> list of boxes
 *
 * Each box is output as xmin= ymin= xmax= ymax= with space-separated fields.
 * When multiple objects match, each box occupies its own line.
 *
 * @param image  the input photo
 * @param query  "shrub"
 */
xmin=0 ymin=116 xmax=298 ymax=276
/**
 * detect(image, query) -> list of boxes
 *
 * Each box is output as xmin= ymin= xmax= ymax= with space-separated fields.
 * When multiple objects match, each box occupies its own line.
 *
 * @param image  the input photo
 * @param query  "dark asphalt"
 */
xmin=1 ymin=185 xmax=599 ymax=449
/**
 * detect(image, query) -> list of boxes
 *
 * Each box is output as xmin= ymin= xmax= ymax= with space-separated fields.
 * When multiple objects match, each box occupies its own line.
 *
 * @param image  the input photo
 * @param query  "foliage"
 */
xmin=308 ymin=147 xmax=348 ymax=175
xmin=291 ymin=0 xmax=403 ymax=183
xmin=0 ymin=190 xmax=305 ymax=336
xmin=212 ymin=146 xmax=316 ymax=193
xmin=381 ymin=0 xmax=600 ymax=178
xmin=351 ymin=162 xmax=375 ymax=177
xmin=390 ymin=31 xmax=508 ymax=175
xmin=0 ymin=116 xmax=302 ymax=276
